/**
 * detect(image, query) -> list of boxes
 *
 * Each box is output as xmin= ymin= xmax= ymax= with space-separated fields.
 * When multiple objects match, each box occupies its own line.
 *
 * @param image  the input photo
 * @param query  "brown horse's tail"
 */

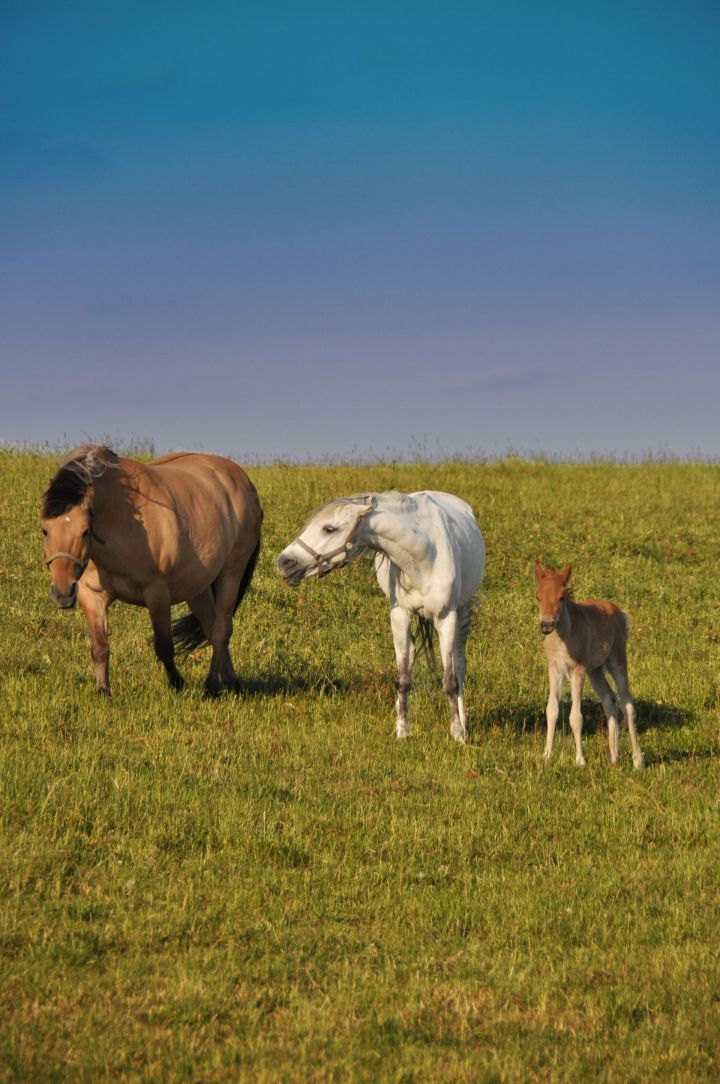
xmin=172 ymin=538 xmax=262 ymax=654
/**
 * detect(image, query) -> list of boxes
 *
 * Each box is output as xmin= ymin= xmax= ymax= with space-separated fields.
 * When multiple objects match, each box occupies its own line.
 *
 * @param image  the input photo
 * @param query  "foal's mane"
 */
xmin=42 ymin=444 xmax=119 ymax=518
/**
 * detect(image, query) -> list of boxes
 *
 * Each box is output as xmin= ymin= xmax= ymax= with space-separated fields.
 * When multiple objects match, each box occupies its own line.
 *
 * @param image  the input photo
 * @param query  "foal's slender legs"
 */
xmin=144 ymin=582 xmax=184 ymax=691
xmin=544 ymin=666 xmax=562 ymax=759
xmin=437 ymin=611 xmax=465 ymax=742
xmin=588 ymin=667 xmax=620 ymax=764
xmin=607 ymin=658 xmax=644 ymax=770
xmin=78 ymin=581 xmax=113 ymax=695
xmin=569 ymin=667 xmax=587 ymax=766
xmin=390 ymin=606 xmax=414 ymax=738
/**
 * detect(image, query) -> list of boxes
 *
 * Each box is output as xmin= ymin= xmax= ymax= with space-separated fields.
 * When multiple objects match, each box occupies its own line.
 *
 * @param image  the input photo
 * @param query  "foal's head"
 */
xmin=534 ymin=561 xmax=572 ymax=635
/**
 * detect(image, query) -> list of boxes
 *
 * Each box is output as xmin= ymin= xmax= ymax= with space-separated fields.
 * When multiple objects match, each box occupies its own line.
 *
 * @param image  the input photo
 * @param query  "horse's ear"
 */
xmin=534 ymin=560 xmax=544 ymax=582
xmin=560 ymin=563 xmax=572 ymax=585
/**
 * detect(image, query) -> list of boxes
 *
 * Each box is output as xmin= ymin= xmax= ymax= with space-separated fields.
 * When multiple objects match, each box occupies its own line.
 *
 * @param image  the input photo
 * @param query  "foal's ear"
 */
xmin=559 ymin=563 xmax=572 ymax=585
xmin=534 ymin=560 xmax=544 ymax=582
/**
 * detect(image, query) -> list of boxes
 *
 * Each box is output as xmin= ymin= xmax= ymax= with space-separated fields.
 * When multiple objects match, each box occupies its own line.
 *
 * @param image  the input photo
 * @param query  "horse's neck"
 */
xmin=359 ymin=503 xmax=435 ymax=591
xmin=91 ymin=459 xmax=137 ymax=521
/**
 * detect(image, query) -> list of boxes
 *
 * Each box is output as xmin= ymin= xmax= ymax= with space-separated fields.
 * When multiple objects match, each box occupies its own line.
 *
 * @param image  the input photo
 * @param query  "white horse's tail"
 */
xmin=413 ymin=615 xmax=437 ymax=672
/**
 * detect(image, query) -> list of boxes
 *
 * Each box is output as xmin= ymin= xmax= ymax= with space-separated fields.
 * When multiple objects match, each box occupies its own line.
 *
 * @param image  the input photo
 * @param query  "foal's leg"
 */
xmin=607 ymin=657 xmax=644 ymax=770
xmin=569 ymin=666 xmax=587 ymax=766
xmin=390 ymin=605 xmax=414 ymax=738
xmin=588 ymin=667 xmax=620 ymax=764
xmin=437 ymin=611 xmax=465 ymax=742
xmin=144 ymin=582 xmax=184 ymax=691
xmin=78 ymin=580 xmax=113 ymax=695
xmin=544 ymin=666 xmax=562 ymax=760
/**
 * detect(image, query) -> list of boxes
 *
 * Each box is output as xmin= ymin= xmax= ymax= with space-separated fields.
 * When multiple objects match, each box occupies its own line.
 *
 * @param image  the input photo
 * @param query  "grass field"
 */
xmin=1 ymin=450 xmax=719 ymax=1082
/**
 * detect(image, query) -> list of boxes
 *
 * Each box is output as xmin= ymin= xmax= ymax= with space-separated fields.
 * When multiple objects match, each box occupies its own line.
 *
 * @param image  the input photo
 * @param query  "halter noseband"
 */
xmin=44 ymin=529 xmax=97 ymax=578
xmin=293 ymin=499 xmax=375 ymax=578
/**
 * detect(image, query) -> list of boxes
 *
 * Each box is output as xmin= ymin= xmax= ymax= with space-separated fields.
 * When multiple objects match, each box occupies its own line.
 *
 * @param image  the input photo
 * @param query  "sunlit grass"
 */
xmin=1 ymin=452 xmax=718 ymax=1080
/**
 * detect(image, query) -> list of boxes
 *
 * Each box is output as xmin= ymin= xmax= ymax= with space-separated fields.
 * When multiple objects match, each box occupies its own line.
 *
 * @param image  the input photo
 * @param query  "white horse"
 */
xmin=275 ymin=491 xmax=485 ymax=741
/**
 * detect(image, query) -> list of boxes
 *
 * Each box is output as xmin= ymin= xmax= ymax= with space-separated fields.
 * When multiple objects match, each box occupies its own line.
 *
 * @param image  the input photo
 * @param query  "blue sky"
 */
xmin=2 ymin=2 xmax=719 ymax=460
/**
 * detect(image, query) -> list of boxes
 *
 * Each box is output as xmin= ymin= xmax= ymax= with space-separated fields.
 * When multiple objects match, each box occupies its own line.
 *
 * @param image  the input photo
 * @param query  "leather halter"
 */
xmin=45 ymin=532 xmax=94 ymax=577
xmin=293 ymin=499 xmax=376 ymax=578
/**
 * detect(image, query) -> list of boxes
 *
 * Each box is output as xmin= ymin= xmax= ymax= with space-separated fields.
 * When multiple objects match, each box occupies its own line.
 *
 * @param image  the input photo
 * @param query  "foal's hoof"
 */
xmin=450 ymin=723 xmax=467 ymax=744
xmin=633 ymin=754 xmax=645 ymax=771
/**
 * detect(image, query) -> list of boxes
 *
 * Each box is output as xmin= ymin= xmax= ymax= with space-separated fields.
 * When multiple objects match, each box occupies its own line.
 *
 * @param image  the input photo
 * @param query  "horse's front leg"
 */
xmin=78 ymin=580 xmax=113 ymax=695
xmin=144 ymin=583 xmax=184 ymax=691
xmin=390 ymin=605 xmax=414 ymax=738
xmin=437 ymin=611 xmax=465 ymax=742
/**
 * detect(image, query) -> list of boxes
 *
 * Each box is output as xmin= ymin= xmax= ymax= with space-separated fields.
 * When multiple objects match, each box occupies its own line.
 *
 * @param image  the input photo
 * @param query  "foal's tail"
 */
xmin=172 ymin=539 xmax=262 ymax=654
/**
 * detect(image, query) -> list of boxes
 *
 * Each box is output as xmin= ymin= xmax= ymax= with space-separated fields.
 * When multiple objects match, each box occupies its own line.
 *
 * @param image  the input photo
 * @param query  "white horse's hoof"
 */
xmin=575 ymin=756 xmax=587 ymax=767
xmin=633 ymin=755 xmax=645 ymax=771
xmin=450 ymin=724 xmax=466 ymax=744
xmin=542 ymin=749 xmax=553 ymax=761
xmin=396 ymin=725 xmax=409 ymax=740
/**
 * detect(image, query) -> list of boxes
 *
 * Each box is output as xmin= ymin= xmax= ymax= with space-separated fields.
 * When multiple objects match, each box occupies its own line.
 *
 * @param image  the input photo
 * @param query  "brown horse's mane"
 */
xmin=42 ymin=444 xmax=119 ymax=518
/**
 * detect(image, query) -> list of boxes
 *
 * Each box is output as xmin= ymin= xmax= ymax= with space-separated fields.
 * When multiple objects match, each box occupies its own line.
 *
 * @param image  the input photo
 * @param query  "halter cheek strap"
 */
xmin=293 ymin=501 xmax=375 ymax=578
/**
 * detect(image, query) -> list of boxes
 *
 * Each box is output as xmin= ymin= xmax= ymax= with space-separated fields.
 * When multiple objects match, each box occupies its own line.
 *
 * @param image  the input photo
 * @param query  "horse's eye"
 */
xmin=42 ymin=528 xmax=48 ymax=537
xmin=323 ymin=525 xmax=336 ymax=534
xmin=83 ymin=529 xmax=91 ymax=540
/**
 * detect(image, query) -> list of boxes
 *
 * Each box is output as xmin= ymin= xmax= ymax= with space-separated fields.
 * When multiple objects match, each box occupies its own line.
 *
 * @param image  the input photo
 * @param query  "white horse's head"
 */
xmin=275 ymin=496 xmax=375 ymax=587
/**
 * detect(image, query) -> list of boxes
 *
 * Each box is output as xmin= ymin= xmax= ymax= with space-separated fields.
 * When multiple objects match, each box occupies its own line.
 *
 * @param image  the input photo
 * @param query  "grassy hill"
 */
xmin=1 ymin=451 xmax=718 ymax=1081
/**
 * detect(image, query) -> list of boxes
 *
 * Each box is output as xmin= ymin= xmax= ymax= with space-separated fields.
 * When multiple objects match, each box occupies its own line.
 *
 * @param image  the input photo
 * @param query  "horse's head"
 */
xmin=534 ymin=561 xmax=572 ymax=635
xmin=41 ymin=450 xmax=109 ymax=608
xmin=275 ymin=496 xmax=375 ymax=586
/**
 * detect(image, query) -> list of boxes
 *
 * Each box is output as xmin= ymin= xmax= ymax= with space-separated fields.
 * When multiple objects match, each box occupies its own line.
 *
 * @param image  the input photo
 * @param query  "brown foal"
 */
xmin=534 ymin=562 xmax=643 ymax=769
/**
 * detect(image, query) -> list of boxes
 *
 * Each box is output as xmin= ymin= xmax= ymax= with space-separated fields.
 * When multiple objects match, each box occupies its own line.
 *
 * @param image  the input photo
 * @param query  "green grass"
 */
xmin=1 ymin=451 xmax=719 ymax=1081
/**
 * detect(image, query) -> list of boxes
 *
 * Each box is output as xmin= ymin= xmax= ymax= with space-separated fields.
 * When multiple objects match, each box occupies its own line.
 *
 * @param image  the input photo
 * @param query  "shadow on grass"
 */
xmin=476 ymin=698 xmax=695 ymax=737
xmin=238 ymin=671 xmax=351 ymax=697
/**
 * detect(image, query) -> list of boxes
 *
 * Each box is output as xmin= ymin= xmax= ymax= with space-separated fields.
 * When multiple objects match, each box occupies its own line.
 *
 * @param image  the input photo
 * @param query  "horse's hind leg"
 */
xmin=607 ymin=656 xmax=644 ymax=770
xmin=144 ymin=582 xmax=184 ymax=691
xmin=453 ymin=603 xmax=473 ymax=739
xmin=437 ymin=611 xmax=465 ymax=742
xmin=588 ymin=666 xmax=620 ymax=764
xmin=390 ymin=606 xmax=414 ymax=738
xmin=204 ymin=572 xmax=241 ymax=697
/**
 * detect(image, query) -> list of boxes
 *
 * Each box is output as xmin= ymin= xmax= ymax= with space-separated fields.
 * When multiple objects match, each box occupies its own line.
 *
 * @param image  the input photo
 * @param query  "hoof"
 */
xmin=575 ymin=756 xmax=587 ymax=768
xmin=203 ymin=684 xmax=221 ymax=699
xmin=450 ymin=723 xmax=466 ymax=744
xmin=633 ymin=755 xmax=645 ymax=771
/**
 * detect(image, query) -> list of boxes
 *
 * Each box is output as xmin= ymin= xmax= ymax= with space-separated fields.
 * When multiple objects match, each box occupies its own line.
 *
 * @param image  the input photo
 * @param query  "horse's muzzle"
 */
xmin=540 ymin=619 xmax=556 ymax=635
xmin=51 ymin=582 xmax=79 ymax=609
xmin=275 ymin=553 xmax=305 ymax=587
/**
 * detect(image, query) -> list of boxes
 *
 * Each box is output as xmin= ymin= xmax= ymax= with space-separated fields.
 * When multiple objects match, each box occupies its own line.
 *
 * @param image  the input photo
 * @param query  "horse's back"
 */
xmin=411 ymin=490 xmax=485 ymax=605
xmin=144 ymin=453 xmax=259 ymax=517
xmin=119 ymin=453 xmax=261 ymax=591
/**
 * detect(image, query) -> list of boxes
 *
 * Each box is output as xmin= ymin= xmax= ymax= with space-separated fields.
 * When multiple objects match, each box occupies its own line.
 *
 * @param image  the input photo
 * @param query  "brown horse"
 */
xmin=41 ymin=444 xmax=262 ymax=696
xmin=534 ymin=561 xmax=644 ymax=769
